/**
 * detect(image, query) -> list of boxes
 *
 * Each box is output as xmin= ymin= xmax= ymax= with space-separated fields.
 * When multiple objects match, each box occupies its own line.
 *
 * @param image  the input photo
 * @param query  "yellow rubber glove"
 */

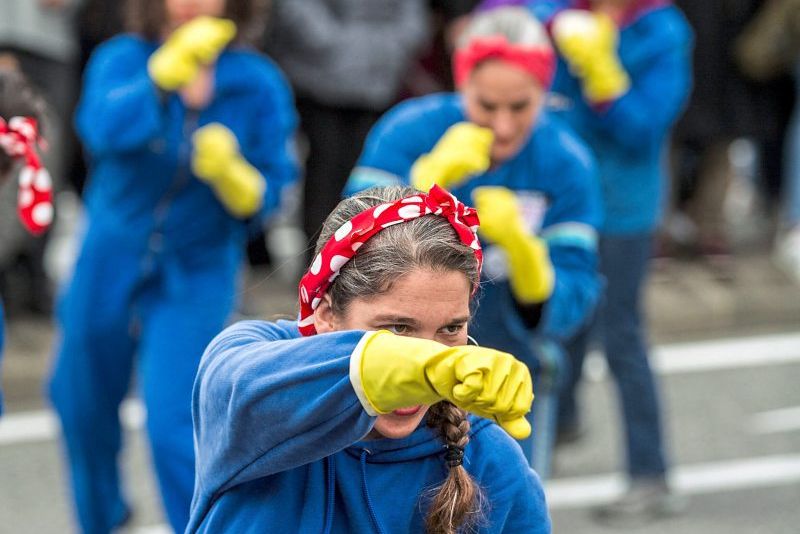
xmin=356 ymin=330 xmax=534 ymax=439
xmin=411 ymin=122 xmax=494 ymax=191
xmin=473 ymin=186 xmax=554 ymax=304
xmin=192 ymin=123 xmax=266 ymax=218
xmin=148 ymin=16 xmax=236 ymax=91
xmin=551 ymin=9 xmax=630 ymax=104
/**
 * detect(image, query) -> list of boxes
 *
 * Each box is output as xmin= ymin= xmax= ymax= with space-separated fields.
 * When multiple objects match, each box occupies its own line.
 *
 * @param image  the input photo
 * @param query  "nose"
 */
xmin=491 ymin=110 xmax=516 ymax=141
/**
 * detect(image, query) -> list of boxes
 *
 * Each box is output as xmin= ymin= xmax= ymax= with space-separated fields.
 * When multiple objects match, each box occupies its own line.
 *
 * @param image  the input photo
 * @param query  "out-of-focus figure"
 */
xmin=736 ymin=0 xmax=800 ymax=282
xmin=265 ymin=0 xmax=429 ymax=259
xmin=47 ymin=1 xmax=298 ymax=532
xmin=526 ymin=0 xmax=693 ymax=525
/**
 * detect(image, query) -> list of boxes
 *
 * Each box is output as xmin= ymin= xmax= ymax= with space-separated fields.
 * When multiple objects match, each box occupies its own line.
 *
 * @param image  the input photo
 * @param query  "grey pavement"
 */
xmin=1 ymin=251 xmax=799 ymax=533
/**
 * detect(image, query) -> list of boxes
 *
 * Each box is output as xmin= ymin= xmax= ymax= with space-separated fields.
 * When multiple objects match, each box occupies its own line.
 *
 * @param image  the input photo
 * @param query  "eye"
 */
xmin=510 ymin=100 xmax=531 ymax=112
xmin=439 ymin=323 xmax=466 ymax=336
xmin=382 ymin=324 xmax=412 ymax=335
xmin=479 ymin=99 xmax=497 ymax=112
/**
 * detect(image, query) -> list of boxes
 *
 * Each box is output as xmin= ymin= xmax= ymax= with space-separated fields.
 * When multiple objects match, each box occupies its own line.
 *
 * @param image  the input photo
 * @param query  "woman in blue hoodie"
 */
xmin=527 ymin=0 xmax=692 ymax=522
xmin=188 ymin=185 xmax=551 ymax=534
xmin=47 ymin=1 xmax=297 ymax=532
xmin=343 ymin=7 xmax=602 ymax=475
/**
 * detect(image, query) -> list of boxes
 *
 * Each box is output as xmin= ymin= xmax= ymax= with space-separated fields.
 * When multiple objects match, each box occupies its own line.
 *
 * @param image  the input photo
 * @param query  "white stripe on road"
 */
xmin=749 ymin=406 xmax=800 ymax=435
xmin=547 ymin=454 xmax=800 ymax=509
xmin=583 ymin=331 xmax=800 ymax=382
xmin=0 ymin=399 xmax=145 ymax=446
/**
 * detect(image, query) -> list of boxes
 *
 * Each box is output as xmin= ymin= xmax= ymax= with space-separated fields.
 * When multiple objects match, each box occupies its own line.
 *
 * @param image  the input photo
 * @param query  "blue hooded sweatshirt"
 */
xmin=530 ymin=0 xmax=693 ymax=235
xmin=343 ymin=93 xmax=603 ymax=364
xmin=188 ymin=320 xmax=551 ymax=533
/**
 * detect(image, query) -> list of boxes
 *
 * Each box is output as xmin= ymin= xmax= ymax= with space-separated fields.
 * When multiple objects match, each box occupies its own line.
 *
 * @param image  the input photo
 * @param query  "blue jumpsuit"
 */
xmin=188 ymin=319 xmax=551 ymax=533
xmin=344 ymin=93 xmax=602 ymax=472
xmin=530 ymin=0 xmax=693 ymax=478
xmin=47 ymin=35 xmax=297 ymax=533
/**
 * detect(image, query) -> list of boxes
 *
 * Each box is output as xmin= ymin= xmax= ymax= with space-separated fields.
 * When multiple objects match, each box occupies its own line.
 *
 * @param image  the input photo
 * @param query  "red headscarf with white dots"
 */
xmin=0 ymin=116 xmax=53 ymax=235
xmin=297 ymin=185 xmax=483 ymax=336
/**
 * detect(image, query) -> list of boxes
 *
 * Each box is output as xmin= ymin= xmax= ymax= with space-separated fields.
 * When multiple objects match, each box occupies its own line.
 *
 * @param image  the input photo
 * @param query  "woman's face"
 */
xmin=316 ymin=268 xmax=472 ymax=440
xmin=165 ymin=0 xmax=226 ymax=27
xmin=462 ymin=59 xmax=546 ymax=163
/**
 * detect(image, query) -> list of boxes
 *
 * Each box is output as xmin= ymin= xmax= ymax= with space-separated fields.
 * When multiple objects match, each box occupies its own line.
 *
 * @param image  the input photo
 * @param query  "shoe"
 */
xmin=773 ymin=226 xmax=800 ymax=285
xmin=592 ymin=478 xmax=686 ymax=527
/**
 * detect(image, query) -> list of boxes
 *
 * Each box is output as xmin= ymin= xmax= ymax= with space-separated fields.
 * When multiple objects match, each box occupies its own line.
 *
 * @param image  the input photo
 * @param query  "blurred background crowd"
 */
xmin=0 ymin=0 xmax=799 ymax=533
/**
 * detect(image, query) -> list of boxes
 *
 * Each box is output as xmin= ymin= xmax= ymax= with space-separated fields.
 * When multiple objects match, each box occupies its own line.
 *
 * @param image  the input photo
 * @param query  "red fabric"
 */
xmin=453 ymin=35 xmax=556 ymax=88
xmin=0 ymin=117 xmax=53 ymax=235
xmin=297 ymin=185 xmax=483 ymax=336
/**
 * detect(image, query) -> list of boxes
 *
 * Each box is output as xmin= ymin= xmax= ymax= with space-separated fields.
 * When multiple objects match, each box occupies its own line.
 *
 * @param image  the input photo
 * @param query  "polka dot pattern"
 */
xmin=0 ymin=117 xmax=53 ymax=236
xmin=297 ymin=185 xmax=483 ymax=336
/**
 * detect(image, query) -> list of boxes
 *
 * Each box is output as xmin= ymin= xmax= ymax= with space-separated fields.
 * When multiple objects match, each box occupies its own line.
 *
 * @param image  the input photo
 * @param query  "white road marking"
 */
xmin=0 ymin=399 xmax=145 ymax=446
xmin=547 ymin=454 xmax=800 ymax=509
xmin=749 ymin=406 xmax=800 ymax=435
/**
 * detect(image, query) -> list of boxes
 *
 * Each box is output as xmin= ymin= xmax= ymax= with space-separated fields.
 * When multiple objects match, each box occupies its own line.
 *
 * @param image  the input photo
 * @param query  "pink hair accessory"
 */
xmin=453 ymin=35 xmax=556 ymax=88
xmin=0 ymin=116 xmax=53 ymax=235
xmin=297 ymin=185 xmax=483 ymax=336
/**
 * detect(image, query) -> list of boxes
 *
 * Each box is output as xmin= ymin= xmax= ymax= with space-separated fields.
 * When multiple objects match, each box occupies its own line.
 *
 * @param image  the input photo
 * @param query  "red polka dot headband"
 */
xmin=298 ymin=185 xmax=483 ymax=336
xmin=0 ymin=116 xmax=53 ymax=235
xmin=453 ymin=35 xmax=556 ymax=89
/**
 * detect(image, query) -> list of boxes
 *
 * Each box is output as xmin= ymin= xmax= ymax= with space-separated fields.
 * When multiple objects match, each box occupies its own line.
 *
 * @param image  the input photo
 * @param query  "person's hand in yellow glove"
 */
xmin=148 ymin=16 xmax=236 ymax=91
xmin=411 ymin=122 xmax=494 ymax=191
xmin=473 ymin=186 xmax=554 ymax=304
xmin=192 ymin=123 xmax=266 ymax=218
xmin=354 ymin=330 xmax=534 ymax=439
xmin=551 ymin=9 xmax=630 ymax=104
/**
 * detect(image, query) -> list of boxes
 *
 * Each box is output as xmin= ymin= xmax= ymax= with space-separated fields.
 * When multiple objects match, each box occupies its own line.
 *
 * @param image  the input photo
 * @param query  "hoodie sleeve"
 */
xmin=76 ymin=36 xmax=165 ymax=156
xmin=192 ymin=321 xmax=375 ymax=499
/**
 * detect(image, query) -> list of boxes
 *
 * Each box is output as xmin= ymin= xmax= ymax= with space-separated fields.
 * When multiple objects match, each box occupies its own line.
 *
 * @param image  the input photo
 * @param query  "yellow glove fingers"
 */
xmin=506 ymin=236 xmax=555 ymax=304
xmin=411 ymin=122 xmax=494 ymax=190
xmin=452 ymin=369 xmax=486 ymax=404
xmin=491 ymin=362 xmax=532 ymax=417
xmin=496 ymin=414 xmax=532 ymax=440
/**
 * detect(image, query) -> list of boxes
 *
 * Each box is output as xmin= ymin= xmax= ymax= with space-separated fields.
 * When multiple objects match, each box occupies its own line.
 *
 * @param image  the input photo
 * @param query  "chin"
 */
xmin=373 ymin=410 xmax=428 ymax=439
xmin=491 ymin=144 xmax=520 ymax=163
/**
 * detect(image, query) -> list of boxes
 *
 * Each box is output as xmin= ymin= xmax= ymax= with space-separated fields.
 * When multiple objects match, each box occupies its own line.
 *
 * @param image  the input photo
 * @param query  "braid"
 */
xmin=424 ymin=402 xmax=485 ymax=534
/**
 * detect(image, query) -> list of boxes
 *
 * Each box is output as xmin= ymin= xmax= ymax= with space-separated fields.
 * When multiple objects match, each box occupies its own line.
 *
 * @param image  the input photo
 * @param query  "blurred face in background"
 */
xmin=165 ymin=0 xmax=226 ymax=27
xmin=461 ymin=59 xmax=546 ymax=164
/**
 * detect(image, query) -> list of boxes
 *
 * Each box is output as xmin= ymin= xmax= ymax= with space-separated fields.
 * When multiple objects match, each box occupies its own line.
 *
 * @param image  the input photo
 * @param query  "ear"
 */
xmin=313 ymin=294 xmax=336 ymax=334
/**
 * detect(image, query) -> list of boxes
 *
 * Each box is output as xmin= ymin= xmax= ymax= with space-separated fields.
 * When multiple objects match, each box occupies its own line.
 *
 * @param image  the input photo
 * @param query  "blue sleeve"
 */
xmin=344 ymin=96 xmax=454 ymax=196
xmin=470 ymin=425 xmax=551 ymax=533
xmin=538 ymin=127 xmax=602 ymax=340
xmin=241 ymin=60 xmax=299 ymax=219
xmin=76 ymin=36 xmax=165 ymax=156
xmin=192 ymin=320 xmax=375 ymax=499
xmin=591 ymin=16 xmax=693 ymax=150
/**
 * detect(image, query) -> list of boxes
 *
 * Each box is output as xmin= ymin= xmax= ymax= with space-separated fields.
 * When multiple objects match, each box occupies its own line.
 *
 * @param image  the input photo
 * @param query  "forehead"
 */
xmin=465 ymin=60 xmax=540 ymax=100
xmin=354 ymin=269 xmax=471 ymax=321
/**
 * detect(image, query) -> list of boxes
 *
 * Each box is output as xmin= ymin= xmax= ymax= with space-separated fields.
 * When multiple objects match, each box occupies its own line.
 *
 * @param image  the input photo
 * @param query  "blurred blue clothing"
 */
xmin=345 ymin=93 xmax=603 ymax=357
xmin=188 ymin=319 xmax=551 ymax=534
xmin=49 ymin=34 xmax=297 ymax=534
xmin=785 ymin=61 xmax=800 ymax=226
xmin=534 ymin=0 xmax=693 ymax=235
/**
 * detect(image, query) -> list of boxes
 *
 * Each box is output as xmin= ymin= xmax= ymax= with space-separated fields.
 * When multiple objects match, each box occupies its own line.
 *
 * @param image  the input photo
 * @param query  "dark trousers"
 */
xmin=559 ymin=233 xmax=668 ymax=478
xmin=297 ymin=97 xmax=381 ymax=257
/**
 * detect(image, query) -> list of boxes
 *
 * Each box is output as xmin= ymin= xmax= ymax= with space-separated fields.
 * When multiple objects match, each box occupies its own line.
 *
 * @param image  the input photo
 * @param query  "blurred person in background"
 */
xmin=344 ymin=6 xmax=603 ymax=477
xmin=0 ymin=68 xmax=53 ymax=416
xmin=524 ymin=0 xmax=692 ymax=524
xmin=47 ymin=0 xmax=298 ymax=531
xmin=735 ymin=0 xmax=800 ymax=282
xmin=265 ymin=0 xmax=428 ymax=261
xmin=0 ymin=0 xmax=82 ymax=316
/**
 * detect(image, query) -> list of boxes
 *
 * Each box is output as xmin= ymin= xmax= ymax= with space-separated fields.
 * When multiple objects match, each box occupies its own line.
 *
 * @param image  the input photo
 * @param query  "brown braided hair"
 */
xmin=425 ymin=402 xmax=485 ymax=534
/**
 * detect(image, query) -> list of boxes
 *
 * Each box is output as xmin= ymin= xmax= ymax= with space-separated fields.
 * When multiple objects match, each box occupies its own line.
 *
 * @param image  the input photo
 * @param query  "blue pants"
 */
xmin=783 ymin=62 xmax=800 ymax=227
xmin=559 ymin=233 xmax=667 ymax=478
xmin=48 ymin=231 xmax=237 ymax=534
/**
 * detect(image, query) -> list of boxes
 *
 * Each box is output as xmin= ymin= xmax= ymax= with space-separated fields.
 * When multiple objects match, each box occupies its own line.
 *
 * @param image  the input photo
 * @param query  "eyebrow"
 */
xmin=371 ymin=315 xmax=471 ymax=326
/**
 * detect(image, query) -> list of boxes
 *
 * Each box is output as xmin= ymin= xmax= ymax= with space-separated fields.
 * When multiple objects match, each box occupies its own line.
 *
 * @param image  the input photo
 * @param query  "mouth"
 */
xmin=392 ymin=405 xmax=422 ymax=416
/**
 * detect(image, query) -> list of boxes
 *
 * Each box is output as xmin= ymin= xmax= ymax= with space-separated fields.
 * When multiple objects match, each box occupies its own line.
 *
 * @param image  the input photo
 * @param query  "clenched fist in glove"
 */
xmin=353 ymin=330 xmax=534 ymax=440
xmin=551 ymin=9 xmax=630 ymax=104
xmin=411 ymin=122 xmax=494 ymax=192
xmin=473 ymin=186 xmax=554 ymax=304
xmin=192 ymin=123 xmax=265 ymax=218
xmin=148 ymin=16 xmax=236 ymax=91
